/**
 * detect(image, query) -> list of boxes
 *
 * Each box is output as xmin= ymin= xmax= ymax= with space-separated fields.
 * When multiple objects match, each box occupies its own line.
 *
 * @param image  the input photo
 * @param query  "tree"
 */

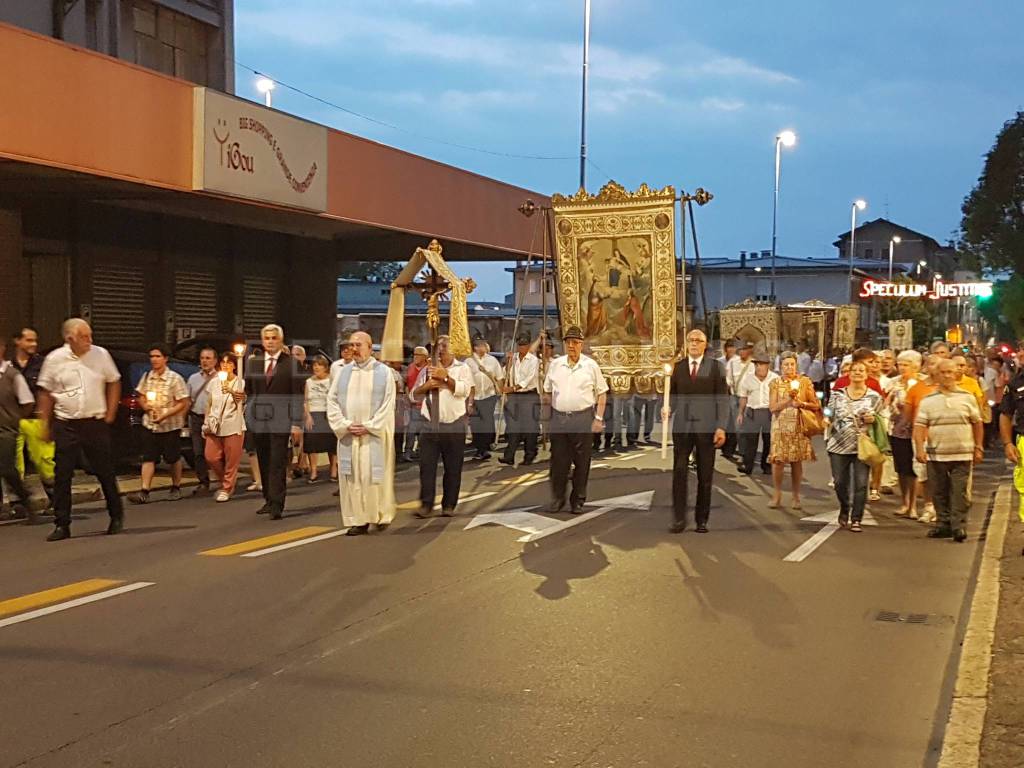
xmin=337 ymin=262 xmax=403 ymax=283
xmin=876 ymin=276 xmax=940 ymax=347
xmin=978 ymin=277 xmax=1024 ymax=340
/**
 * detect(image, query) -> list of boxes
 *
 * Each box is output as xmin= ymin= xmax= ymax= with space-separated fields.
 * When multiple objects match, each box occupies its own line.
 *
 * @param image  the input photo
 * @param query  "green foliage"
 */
xmin=877 ymin=276 xmax=939 ymax=346
xmin=338 ymin=262 xmax=403 ymax=283
xmin=959 ymin=111 xmax=1024 ymax=273
xmin=979 ymin=277 xmax=1024 ymax=339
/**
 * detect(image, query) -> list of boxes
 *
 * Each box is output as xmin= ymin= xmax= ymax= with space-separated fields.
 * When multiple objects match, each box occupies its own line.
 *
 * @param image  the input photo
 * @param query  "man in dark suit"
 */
xmin=245 ymin=324 xmax=304 ymax=520
xmin=664 ymin=329 xmax=728 ymax=533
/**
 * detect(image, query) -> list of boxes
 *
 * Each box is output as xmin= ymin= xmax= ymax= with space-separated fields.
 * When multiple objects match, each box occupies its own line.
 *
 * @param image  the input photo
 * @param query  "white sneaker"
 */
xmin=246 ymin=483 xmax=262 ymax=493
xmin=215 ymin=491 xmax=230 ymax=503
xmin=869 ymin=490 xmax=881 ymax=502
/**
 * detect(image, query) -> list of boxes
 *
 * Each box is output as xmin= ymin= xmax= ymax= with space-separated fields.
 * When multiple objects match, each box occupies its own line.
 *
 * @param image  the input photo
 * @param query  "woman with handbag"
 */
xmin=767 ymin=351 xmax=821 ymax=509
xmin=825 ymin=360 xmax=884 ymax=531
xmin=203 ymin=353 xmax=247 ymax=502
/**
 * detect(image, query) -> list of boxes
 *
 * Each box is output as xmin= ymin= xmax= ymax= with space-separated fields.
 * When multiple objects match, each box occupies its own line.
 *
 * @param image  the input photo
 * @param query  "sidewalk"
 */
xmin=979 ymin=498 xmax=1024 ymax=768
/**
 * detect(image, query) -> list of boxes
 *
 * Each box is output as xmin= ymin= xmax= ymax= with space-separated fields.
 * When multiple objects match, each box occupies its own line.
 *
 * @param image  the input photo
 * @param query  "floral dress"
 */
xmin=767 ymin=375 xmax=819 ymax=463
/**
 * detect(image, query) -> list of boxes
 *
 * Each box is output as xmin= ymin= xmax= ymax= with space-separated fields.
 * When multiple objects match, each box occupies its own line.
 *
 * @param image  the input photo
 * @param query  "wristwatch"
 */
xmin=594 ymin=414 xmax=604 ymax=421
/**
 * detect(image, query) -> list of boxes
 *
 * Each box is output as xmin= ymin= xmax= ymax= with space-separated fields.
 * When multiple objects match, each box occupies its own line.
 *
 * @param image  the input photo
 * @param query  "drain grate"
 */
xmin=874 ymin=610 xmax=942 ymax=626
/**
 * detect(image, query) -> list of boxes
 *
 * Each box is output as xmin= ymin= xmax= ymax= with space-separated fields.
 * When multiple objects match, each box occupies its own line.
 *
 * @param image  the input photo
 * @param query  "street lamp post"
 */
xmin=888 ymin=235 xmax=901 ymax=282
xmin=256 ymin=76 xmax=276 ymax=108
xmin=578 ymin=0 xmax=591 ymax=191
xmin=848 ymin=199 xmax=867 ymax=292
xmin=770 ymin=130 xmax=796 ymax=302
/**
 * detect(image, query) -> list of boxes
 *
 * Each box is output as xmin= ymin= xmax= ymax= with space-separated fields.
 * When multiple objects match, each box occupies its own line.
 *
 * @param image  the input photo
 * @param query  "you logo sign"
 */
xmin=192 ymin=88 xmax=327 ymax=212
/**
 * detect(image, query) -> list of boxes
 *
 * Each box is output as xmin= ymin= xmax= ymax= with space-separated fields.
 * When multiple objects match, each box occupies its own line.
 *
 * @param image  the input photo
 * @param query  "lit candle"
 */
xmin=661 ymin=362 xmax=673 ymax=460
xmin=146 ymin=390 xmax=157 ymax=403
xmin=907 ymin=378 xmax=917 ymax=390
xmin=218 ymin=369 xmax=229 ymax=391
xmin=790 ymin=379 xmax=800 ymax=395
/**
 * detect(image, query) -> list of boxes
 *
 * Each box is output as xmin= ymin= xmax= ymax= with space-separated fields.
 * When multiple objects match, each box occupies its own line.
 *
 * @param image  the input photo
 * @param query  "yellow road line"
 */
xmin=499 ymin=471 xmax=545 ymax=485
xmin=0 ymin=579 xmax=123 ymax=618
xmin=200 ymin=526 xmax=334 ymax=557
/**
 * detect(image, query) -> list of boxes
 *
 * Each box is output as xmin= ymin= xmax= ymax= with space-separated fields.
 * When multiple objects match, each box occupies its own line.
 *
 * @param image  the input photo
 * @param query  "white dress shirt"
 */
xmin=544 ymin=354 xmax=608 ymax=412
xmin=686 ymin=355 xmax=705 ymax=376
xmin=37 ymin=343 xmax=121 ymax=421
xmin=738 ymin=370 xmax=779 ymax=410
xmin=510 ymin=352 xmax=539 ymax=392
xmin=264 ymin=351 xmax=282 ymax=375
xmin=466 ymin=353 xmax=504 ymax=400
xmin=416 ymin=359 xmax=475 ymax=423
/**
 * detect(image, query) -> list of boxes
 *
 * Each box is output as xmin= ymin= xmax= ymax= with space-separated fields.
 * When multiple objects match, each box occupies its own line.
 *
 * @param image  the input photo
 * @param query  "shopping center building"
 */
xmin=0 ymin=18 xmax=545 ymax=353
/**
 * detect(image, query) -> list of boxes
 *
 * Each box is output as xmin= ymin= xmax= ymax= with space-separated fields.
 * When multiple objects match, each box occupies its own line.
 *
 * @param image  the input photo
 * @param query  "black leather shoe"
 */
xmin=571 ymin=505 xmax=585 ymax=515
xmin=695 ymin=523 xmax=709 ymax=533
xmin=256 ymin=504 xmax=271 ymax=515
xmin=46 ymin=525 xmax=71 ymax=542
xmin=269 ymin=507 xmax=283 ymax=520
xmin=953 ymin=528 xmax=967 ymax=542
xmin=547 ymin=501 xmax=567 ymax=514
xmin=106 ymin=516 xmax=124 ymax=535
xmin=738 ymin=467 xmax=753 ymax=475
xmin=413 ymin=505 xmax=433 ymax=519
xmin=345 ymin=524 xmax=369 ymax=536
xmin=927 ymin=527 xmax=954 ymax=539
xmin=522 ymin=458 xmax=536 ymax=466
xmin=497 ymin=458 xmax=514 ymax=466
xmin=441 ymin=508 xmax=456 ymax=517
xmin=375 ymin=523 xmax=390 ymax=532
xmin=669 ymin=521 xmax=687 ymax=534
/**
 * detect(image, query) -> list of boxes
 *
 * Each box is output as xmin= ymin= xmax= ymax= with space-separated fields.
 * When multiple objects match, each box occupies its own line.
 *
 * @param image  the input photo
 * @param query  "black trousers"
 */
xmin=0 ymin=430 xmax=30 ymax=507
xmin=503 ymin=392 xmax=539 ymax=462
xmin=188 ymin=412 xmax=209 ymax=485
xmin=549 ymin=411 xmax=594 ymax=508
xmin=419 ymin=418 xmax=467 ymax=510
xmin=53 ymin=418 xmax=122 ymax=528
xmin=739 ymin=408 xmax=772 ymax=472
xmin=672 ymin=431 xmax=715 ymax=526
xmin=471 ymin=396 xmax=497 ymax=453
xmin=721 ymin=396 xmax=739 ymax=457
xmin=253 ymin=431 xmax=290 ymax=511
xmin=630 ymin=397 xmax=657 ymax=443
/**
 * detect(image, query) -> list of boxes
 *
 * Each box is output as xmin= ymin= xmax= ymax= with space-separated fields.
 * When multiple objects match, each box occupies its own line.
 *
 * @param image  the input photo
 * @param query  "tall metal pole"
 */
xmin=888 ymin=238 xmax=894 ymax=282
xmin=848 ymin=203 xmax=859 ymax=296
xmin=771 ymin=137 xmax=781 ymax=301
xmin=579 ymin=0 xmax=591 ymax=191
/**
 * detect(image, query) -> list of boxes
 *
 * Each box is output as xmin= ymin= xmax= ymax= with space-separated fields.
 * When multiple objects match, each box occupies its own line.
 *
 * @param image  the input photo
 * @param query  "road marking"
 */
xmin=498 ymin=472 xmax=546 ymax=485
xmin=0 ymin=582 xmax=154 ymax=629
xmin=517 ymin=490 xmax=655 ymax=543
xmin=783 ymin=509 xmax=877 ymax=562
xmin=0 ymin=578 xmax=123 ymax=618
xmin=463 ymin=507 xmax=560 ymax=536
xmin=242 ymin=529 xmax=348 ymax=557
xmin=614 ymin=451 xmax=648 ymax=462
xmin=397 ymin=490 xmax=497 ymax=511
xmin=200 ymin=526 xmax=334 ymax=557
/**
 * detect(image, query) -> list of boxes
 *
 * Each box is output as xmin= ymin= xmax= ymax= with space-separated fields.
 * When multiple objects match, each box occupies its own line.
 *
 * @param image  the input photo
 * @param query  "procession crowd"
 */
xmin=2 ymin=317 xmax=1024 ymax=544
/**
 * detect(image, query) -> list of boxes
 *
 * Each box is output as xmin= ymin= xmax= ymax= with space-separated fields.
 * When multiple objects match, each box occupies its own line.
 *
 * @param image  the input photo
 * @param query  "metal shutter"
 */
xmin=174 ymin=270 xmax=219 ymax=340
xmin=243 ymin=276 xmax=278 ymax=338
xmin=92 ymin=264 xmax=146 ymax=349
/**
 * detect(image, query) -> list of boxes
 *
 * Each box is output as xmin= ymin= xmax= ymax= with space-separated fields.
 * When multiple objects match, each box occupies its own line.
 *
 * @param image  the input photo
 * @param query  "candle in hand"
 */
xmin=790 ymin=379 xmax=800 ymax=392
xmin=146 ymin=390 xmax=156 ymax=403
xmin=218 ymin=370 xmax=229 ymax=391
xmin=907 ymin=378 xmax=917 ymax=390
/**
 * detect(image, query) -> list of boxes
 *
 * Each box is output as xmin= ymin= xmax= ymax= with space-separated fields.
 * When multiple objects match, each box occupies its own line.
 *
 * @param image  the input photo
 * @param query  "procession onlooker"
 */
xmin=826 ymin=360 xmax=884 ymax=532
xmin=11 ymin=327 xmax=54 ymax=500
xmin=500 ymin=334 xmax=540 ymax=466
xmin=186 ymin=346 xmax=218 ymax=496
xmin=37 ymin=319 xmax=124 ymax=541
xmin=767 ymin=351 xmax=820 ymax=510
xmin=466 ymin=336 xmax=503 ymax=460
xmin=128 ymin=344 xmax=190 ymax=504
xmin=832 ymin=348 xmax=885 ymax=395
xmin=723 ymin=340 xmax=754 ymax=461
xmin=290 ymin=345 xmax=311 ymax=479
xmin=736 ymin=352 xmax=777 ymax=475
xmin=984 ymin=353 xmax=1009 ymax=447
xmin=203 ymin=353 xmax=247 ymax=502
xmin=905 ymin=354 xmax=941 ymax=523
xmin=887 ymin=350 xmax=924 ymax=517
xmin=403 ymin=345 xmax=429 ymax=461
xmin=246 ymin=324 xmax=304 ymax=520
xmin=388 ymin=361 xmax=408 ymax=461
xmin=930 ymin=341 xmax=951 ymax=359
xmin=0 ymin=335 xmax=35 ymax=522
xmin=303 ymin=355 xmax=337 ymax=484
xmin=914 ymin=359 xmax=984 ymax=542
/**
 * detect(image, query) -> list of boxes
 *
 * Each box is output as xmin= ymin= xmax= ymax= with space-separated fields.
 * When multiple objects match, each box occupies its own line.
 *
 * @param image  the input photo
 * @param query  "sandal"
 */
xmin=792 ymin=500 xmax=802 ymax=511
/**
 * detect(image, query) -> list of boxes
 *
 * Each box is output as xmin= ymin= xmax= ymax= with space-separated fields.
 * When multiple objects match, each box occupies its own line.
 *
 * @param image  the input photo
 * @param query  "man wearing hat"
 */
xmin=723 ymin=339 xmax=753 ymax=462
xmin=736 ymin=351 xmax=778 ymax=475
xmin=543 ymin=326 xmax=608 ymax=513
xmin=499 ymin=333 xmax=540 ymax=466
xmin=466 ymin=336 xmax=503 ymax=460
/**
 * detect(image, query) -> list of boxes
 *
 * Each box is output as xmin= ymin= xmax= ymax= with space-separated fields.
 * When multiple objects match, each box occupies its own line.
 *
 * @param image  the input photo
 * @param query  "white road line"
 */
xmin=615 ymin=452 xmax=647 ymax=462
xmin=241 ymin=530 xmax=348 ymax=558
xmin=458 ymin=491 xmax=498 ymax=504
xmin=517 ymin=510 xmax=606 ymax=543
xmin=0 ymin=582 xmax=154 ymax=629
xmin=783 ymin=523 xmax=840 ymax=562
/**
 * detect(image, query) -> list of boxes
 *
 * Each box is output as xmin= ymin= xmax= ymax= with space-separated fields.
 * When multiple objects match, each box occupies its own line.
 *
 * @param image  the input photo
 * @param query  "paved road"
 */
xmin=0 ymin=444 xmax=1004 ymax=768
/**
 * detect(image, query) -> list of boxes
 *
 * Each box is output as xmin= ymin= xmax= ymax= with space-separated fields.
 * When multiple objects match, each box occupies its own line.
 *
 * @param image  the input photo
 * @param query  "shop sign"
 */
xmin=859 ymin=279 xmax=993 ymax=300
xmin=192 ymin=88 xmax=327 ymax=212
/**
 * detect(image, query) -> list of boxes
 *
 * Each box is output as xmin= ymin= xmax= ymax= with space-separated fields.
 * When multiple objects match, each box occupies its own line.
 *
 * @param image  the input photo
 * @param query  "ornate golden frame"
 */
xmin=552 ymin=181 xmax=677 ymax=394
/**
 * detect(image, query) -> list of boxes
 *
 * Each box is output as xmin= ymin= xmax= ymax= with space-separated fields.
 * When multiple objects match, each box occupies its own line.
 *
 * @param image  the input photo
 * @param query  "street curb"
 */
xmin=937 ymin=482 xmax=1012 ymax=768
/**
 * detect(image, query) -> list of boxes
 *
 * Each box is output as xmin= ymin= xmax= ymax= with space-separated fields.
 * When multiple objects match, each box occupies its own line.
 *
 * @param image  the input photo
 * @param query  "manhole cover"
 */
xmin=873 ymin=610 xmax=946 ymax=626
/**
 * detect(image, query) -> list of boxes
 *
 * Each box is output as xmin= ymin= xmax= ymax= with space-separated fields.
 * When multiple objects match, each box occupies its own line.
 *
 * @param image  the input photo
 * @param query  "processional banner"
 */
xmin=551 ymin=181 xmax=678 ymax=394
xmin=889 ymin=319 xmax=913 ymax=351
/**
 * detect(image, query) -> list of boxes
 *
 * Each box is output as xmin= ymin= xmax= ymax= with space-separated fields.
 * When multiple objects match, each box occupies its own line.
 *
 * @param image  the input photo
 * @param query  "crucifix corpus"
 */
xmin=381 ymin=239 xmax=476 ymax=427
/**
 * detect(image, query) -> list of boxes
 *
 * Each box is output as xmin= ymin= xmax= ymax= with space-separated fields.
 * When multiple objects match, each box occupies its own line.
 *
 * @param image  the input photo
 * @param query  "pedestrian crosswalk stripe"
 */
xmin=199 ymin=527 xmax=335 ymax=556
xmin=0 ymin=579 xmax=123 ymax=619
xmin=0 ymin=582 xmax=153 ymax=629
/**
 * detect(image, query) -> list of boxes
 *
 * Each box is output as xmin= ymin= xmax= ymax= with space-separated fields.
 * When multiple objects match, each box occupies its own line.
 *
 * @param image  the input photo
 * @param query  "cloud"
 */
xmin=592 ymin=87 xmax=667 ymax=113
xmin=700 ymin=97 xmax=746 ymax=112
xmin=685 ymin=55 xmax=799 ymax=85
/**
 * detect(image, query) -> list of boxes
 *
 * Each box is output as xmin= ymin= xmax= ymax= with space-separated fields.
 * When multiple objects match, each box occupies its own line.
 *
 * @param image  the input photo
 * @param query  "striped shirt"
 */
xmin=826 ymin=387 xmax=884 ymax=454
xmin=914 ymin=389 xmax=981 ymax=462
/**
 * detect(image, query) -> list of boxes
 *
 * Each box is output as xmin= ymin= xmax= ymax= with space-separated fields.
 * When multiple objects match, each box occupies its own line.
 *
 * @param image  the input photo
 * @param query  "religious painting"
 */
xmin=889 ymin=319 xmax=913 ymax=351
xmin=719 ymin=299 xmax=781 ymax=355
xmin=833 ymin=305 xmax=859 ymax=350
xmin=552 ymin=181 xmax=677 ymax=394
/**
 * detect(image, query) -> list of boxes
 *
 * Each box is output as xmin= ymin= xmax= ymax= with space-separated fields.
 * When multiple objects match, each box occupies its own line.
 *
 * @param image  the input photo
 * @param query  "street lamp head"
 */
xmin=892 ymin=235 xmax=901 ymax=244
xmin=919 ymin=260 xmax=928 ymax=267
xmin=854 ymin=199 xmax=867 ymax=211
xmin=255 ymin=77 xmax=276 ymax=95
xmin=778 ymin=130 xmax=797 ymax=148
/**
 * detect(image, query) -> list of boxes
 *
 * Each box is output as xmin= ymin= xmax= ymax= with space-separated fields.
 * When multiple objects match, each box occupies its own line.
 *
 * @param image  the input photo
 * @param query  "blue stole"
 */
xmin=335 ymin=360 xmax=390 ymax=482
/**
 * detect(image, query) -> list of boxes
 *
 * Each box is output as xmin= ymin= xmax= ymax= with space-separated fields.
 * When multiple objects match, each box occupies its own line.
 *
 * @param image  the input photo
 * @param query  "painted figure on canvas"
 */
xmin=577 ymin=236 xmax=654 ymax=346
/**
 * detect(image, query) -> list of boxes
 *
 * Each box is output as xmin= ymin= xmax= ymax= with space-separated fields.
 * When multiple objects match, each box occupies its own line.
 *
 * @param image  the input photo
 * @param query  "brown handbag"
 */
xmin=800 ymin=407 xmax=825 ymax=437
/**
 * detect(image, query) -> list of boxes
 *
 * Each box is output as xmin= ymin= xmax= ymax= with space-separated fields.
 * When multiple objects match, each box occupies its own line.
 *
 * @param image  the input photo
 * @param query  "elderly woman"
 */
xmin=826 ymin=360 xmax=885 ymax=531
xmin=886 ymin=349 xmax=924 ymax=516
xmin=768 ymin=351 xmax=820 ymax=509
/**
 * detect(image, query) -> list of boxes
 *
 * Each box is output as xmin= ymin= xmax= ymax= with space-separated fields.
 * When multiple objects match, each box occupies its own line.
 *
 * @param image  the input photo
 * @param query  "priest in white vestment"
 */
xmin=327 ymin=332 xmax=396 ymax=535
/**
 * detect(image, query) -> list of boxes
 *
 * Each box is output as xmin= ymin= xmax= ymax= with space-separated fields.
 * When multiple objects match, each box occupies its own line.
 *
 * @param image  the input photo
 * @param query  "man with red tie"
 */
xmin=663 ymin=329 xmax=728 ymax=533
xmin=246 ymin=324 xmax=304 ymax=520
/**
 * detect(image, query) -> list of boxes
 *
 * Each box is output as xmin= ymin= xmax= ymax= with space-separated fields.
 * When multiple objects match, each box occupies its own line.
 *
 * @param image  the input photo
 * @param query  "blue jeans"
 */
xmin=829 ymin=451 xmax=869 ymax=522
